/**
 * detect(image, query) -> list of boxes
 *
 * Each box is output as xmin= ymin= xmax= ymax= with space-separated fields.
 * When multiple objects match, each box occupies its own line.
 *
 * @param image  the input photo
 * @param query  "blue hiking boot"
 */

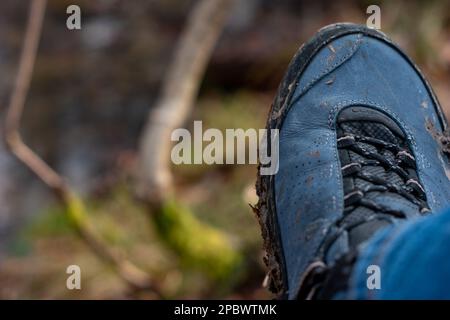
xmin=255 ymin=23 xmax=450 ymax=299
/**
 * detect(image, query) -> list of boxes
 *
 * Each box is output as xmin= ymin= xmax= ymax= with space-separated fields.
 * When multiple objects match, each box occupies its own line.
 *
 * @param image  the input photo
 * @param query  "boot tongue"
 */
xmin=337 ymin=106 xmax=405 ymax=138
xmin=336 ymin=107 xmax=420 ymax=249
xmin=348 ymin=219 xmax=390 ymax=247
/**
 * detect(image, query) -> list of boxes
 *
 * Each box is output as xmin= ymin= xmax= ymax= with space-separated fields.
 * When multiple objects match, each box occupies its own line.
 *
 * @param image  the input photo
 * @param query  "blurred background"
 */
xmin=0 ymin=0 xmax=449 ymax=299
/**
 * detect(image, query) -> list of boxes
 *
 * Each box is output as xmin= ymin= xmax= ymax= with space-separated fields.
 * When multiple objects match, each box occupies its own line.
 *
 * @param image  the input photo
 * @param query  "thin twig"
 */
xmin=4 ymin=0 xmax=160 ymax=296
xmin=4 ymin=0 xmax=65 ymax=193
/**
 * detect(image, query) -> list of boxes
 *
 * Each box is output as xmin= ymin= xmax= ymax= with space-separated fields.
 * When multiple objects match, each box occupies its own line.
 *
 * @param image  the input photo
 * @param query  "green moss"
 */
xmin=65 ymin=192 xmax=90 ymax=229
xmin=154 ymin=199 xmax=243 ymax=282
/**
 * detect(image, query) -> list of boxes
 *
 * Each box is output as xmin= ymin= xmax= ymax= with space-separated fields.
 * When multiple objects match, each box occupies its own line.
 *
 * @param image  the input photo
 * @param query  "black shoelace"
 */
xmin=338 ymin=133 xmax=430 ymax=218
xmin=310 ymin=122 xmax=430 ymax=299
xmin=302 ymin=119 xmax=431 ymax=299
xmin=319 ymin=122 xmax=429 ymax=258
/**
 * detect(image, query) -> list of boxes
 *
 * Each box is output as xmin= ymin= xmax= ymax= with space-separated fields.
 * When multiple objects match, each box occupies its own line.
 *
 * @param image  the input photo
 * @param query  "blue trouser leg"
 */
xmin=344 ymin=207 xmax=450 ymax=299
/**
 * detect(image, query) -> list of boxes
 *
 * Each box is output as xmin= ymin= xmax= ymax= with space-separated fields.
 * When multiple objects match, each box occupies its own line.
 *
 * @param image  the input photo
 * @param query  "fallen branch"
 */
xmin=4 ymin=0 xmax=160 ymax=296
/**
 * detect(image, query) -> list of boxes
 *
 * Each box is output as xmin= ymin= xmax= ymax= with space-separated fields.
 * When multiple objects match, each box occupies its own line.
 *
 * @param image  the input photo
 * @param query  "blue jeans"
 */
xmin=342 ymin=207 xmax=450 ymax=299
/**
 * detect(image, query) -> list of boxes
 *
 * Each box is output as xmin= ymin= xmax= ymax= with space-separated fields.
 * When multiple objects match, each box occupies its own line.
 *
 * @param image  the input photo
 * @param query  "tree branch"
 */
xmin=135 ymin=0 xmax=241 ymax=286
xmin=137 ymin=0 xmax=235 ymax=202
xmin=4 ymin=0 xmax=160 ymax=296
